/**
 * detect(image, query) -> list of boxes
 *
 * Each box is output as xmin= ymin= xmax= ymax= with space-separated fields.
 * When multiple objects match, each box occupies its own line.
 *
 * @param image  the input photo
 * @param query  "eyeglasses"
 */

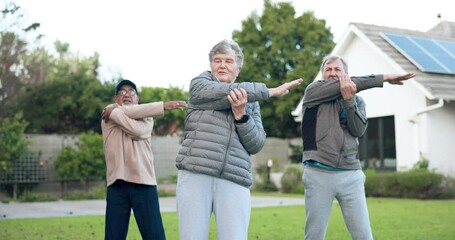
xmin=117 ymin=89 xmax=137 ymax=96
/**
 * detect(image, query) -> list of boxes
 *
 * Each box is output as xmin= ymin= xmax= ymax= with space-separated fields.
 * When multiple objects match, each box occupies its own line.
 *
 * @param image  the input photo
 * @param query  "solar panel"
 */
xmin=381 ymin=32 xmax=455 ymax=75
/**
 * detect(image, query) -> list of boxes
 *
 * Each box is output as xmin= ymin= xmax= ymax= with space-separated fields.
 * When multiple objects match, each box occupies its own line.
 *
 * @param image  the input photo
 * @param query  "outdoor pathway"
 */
xmin=0 ymin=196 xmax=305 ymax=219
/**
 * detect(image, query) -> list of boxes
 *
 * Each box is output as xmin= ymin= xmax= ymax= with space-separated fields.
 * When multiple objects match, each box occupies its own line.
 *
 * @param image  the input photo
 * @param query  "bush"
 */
xmin=253 ymin=164 xmax=278 ymax=192
xmin=63 ymin=184 xmax=106 ymax=200
xmin=158 ymin=188 xmax=176 ymax=197
xmin=280 ymin=164 xmax=304 ymax=194
xmin=157 ymin=174 xmax=178 ymax=184
xmin=254 ymin=181 xmax=279 ymax=192
xmin=18 ymin=190 xmax=58 ymax=202
xmin=365 ymin=169 xmax=454 ymax=199
xmin=0 ymin=196 xmax=13 ymax=203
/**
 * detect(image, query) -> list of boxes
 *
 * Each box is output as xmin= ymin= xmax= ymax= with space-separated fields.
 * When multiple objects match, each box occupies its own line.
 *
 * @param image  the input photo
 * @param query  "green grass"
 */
xmin=0 ymin=197 xmax=454 ymax=239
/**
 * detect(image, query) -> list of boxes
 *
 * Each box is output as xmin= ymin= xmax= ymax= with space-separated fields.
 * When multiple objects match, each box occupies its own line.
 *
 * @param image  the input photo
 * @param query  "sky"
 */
xmin=11 ymin=0 xmax=455 ymax=90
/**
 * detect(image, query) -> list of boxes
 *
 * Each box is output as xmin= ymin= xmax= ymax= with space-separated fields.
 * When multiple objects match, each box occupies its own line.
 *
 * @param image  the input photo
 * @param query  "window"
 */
xmin=359 ymin=116 xmax=396 ymax=171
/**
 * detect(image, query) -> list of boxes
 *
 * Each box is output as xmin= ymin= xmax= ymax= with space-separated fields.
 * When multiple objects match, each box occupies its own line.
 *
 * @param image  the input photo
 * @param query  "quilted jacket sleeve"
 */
xmin=234 ymin=102 xmax=266 ymax=154
xmin=188 ymin=71 xmax=270 ymax=110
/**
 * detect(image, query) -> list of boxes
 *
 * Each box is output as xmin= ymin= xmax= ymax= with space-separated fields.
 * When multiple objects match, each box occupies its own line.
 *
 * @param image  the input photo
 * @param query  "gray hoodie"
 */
xmin=301 ymin=75 xmax=384 ymax=169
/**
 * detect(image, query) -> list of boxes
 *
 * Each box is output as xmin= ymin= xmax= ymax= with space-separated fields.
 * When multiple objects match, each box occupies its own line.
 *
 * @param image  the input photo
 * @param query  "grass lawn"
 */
xmin=0 ymin=197 xmax=454 ymax=239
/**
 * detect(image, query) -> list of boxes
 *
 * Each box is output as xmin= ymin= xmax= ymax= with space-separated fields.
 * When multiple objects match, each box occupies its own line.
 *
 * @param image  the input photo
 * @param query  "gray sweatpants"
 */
xmin=302 ymin=165 xmax=373 ymax=240
xmin=176 ymin=170 xmax=251 ymax=240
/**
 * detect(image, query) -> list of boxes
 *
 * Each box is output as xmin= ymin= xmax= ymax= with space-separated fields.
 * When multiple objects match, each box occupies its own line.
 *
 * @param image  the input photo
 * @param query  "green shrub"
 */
xmin=169 ymin=174 xmax=178 ymax=184
xmin=396 ymin=170 xmax=444 ymax=199
xmin=157 ymin=174 xmax=178 ymax=184
xmin=442 ymin=176 xmax=455 ymax=197
xmin=254 ymin=181 xmax=279 ymax=192
xmin=365 ymin=169 xmax=454 ymax=199
xmin=413 ymin=153 xmax=429 ymax=170
xmin=253 ymin=163 xmax=278 ymax=192
xmin=18 ymin=190 xmax=58 ymax=202
xmin=158 ymin=188 xmax=176 ymax=197
xmin=364 ymin=169 xmax=384 ymax=197
xmin=1 ymin=196 xmax=13 ymax=203
xmin=63 ymin=184 xmax=106 ymax=200
xmin=280 ymin=164 xmax=304 ymax=194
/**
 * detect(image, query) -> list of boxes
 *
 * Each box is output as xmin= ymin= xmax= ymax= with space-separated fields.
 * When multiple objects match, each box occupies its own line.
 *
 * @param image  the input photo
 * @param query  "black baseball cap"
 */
xmin=115 ymin=79 xmax=138 ymax=95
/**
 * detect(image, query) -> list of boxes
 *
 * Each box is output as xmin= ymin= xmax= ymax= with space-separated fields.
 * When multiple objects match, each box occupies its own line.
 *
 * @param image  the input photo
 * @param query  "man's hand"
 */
xmin=384 ymin=73 xmax=416 ymax=85
xmin=227 ymin=88 xmax=247 ymax=120
xmin=102 ymin=104 xmax=117 ymax=123
xmin=339 ymin=73 xmax=357 ymax=100
xmin=164 ymin=101 xmax=187 ymax=110
xmin=269 ymin=78 xmax=303 ymax=97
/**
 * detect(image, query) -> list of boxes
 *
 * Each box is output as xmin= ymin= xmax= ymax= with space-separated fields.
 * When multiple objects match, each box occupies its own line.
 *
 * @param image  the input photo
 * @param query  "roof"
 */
xmin=350 ymin=21 xmax=455 ymax=101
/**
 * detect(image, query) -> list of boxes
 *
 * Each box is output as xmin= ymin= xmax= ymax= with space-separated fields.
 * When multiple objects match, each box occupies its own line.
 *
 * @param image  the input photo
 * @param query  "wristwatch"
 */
xmin=235 ymin=114 xmax=249 ymax=123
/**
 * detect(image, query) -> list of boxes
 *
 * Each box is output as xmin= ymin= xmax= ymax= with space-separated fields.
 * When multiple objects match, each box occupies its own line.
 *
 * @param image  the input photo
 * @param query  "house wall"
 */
xmin=424 ymin=101 xmax=455 ymax=176
xmin=343 ymin=37 xmax=417 ymax=170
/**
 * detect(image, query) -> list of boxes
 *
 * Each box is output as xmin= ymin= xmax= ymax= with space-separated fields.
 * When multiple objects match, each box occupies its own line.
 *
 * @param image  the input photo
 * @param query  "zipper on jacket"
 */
xmin=218 ymin=111 xmax=233 ymax=177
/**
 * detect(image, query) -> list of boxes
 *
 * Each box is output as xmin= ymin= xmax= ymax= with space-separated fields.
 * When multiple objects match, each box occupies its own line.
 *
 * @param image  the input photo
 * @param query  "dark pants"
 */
xmin=105 ymin=180 xmax=166 ymax=240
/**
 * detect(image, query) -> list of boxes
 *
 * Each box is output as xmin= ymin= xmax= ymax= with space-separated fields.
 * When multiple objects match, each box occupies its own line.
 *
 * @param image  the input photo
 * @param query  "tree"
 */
xmin=0 ymin=2 xmax=42 ymax=120
xmin=13 ymin=48 xmax=188 ymax=135
xmin=15 ymin=43 xmax=114 ymax=134
xmin=139 ymin=86 xmax=188 ymax=136
xmin=0 ymin=112 xmax=29 ymax=180
xmin=233 ymin=0 xmax=335 ymax=138
xmin=54 ymin=131 xmax=105 ymax=183
xmin=1 ymin=2 xmax=116 ymax=134
xmin=1 ymin=2 xmax=182 ymax=135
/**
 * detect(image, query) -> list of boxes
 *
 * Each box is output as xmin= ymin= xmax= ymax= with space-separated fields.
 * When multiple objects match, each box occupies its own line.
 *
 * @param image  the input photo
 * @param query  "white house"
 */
xmin=292 ymin=21 xmax=455 ymax=177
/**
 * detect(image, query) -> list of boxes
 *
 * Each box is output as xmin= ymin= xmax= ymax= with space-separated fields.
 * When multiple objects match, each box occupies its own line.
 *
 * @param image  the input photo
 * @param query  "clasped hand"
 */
xmin=227 ymin=88 xmax=247 ymax=120
xmin=339 ymin=73 xmax=357 ymax=100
